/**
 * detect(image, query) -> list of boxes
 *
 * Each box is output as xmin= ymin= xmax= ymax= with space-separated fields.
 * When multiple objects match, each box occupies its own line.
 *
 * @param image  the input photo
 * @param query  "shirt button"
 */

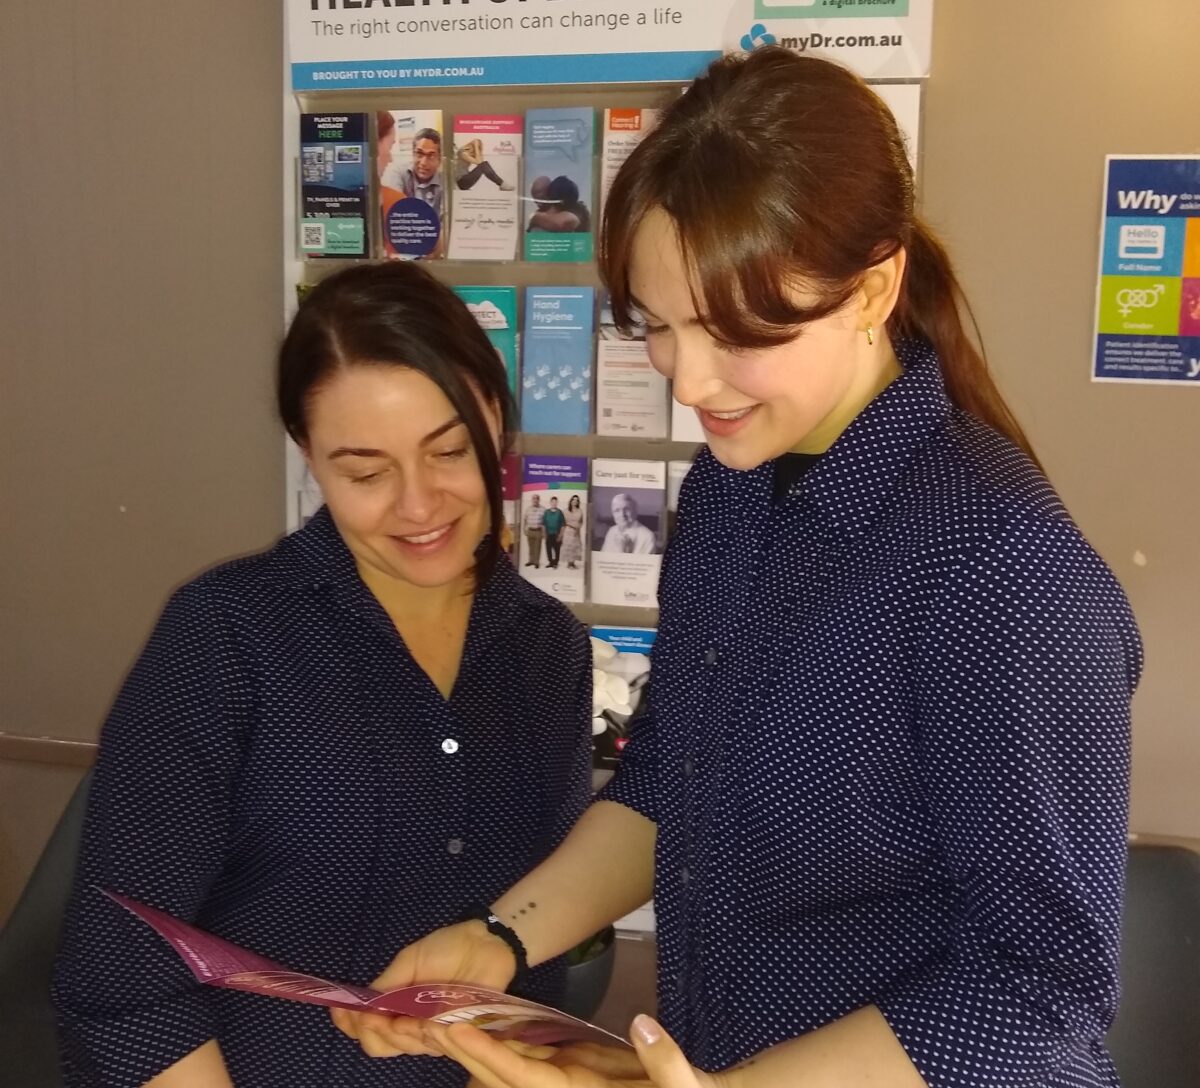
xmin=447 ymin=838 xmax=464 ymax=855
xmin=441 ymin=738 xmax=460 ymax=754
xmin=704 ymin=645 xmax=718 ymax=666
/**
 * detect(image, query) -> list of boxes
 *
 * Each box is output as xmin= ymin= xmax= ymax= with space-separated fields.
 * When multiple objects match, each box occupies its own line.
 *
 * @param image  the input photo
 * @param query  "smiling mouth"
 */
xmin=398 ymin=523 xmax=454 ymax=545
xmin=704 ymin=407 xmax=756 ymax=421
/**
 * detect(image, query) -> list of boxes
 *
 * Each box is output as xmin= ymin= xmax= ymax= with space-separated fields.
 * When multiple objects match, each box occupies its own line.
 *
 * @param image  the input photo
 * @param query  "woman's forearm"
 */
xmin=719 ymin=1006 xmax=926 ymax=1088
xmin=491 ymin=799 xmax=656 ymax=966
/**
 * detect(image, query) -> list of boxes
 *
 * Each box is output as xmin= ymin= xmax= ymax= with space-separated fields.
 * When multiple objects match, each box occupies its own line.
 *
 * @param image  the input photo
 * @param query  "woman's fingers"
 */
xmin=630 ymin=1016 xmax=707 ymax=1088
xmin=500 ymin=1038 xmax=560 ymax=1061
xmin=333 ymin=1011 xmax=440 ymax=1057
xmin=329 ymin=1006 xmax=357 ymax=1039
xmin=431 ymin=1022 xmax=572 ymax=1088
xmin=548 ymin=1041 xmax=646 ymax=1077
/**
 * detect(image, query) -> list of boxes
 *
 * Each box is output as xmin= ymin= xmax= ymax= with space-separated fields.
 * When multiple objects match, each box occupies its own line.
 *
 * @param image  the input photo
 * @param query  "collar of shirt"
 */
xmin=406 ymin=169 xmax=442 ymax=196
xmin=769 ymin=338 xmax=952 ymax=538
xmin=279 ymin=507 xmax=552 ymax=660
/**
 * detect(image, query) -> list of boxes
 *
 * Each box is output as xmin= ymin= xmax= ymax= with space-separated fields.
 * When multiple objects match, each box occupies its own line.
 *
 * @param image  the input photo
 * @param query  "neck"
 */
xmin=791 ymin=336 xmax=903 ymax=455
xmin=356 ymin=560 xmax=475 ymax=623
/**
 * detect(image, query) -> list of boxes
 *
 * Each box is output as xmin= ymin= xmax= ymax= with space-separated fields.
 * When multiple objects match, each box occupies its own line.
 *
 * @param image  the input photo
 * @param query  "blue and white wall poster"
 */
xmin=1093 ymin=156 xmax=1200 ymax=385
xmin=287 ymin=0 xmax=933 ymax=90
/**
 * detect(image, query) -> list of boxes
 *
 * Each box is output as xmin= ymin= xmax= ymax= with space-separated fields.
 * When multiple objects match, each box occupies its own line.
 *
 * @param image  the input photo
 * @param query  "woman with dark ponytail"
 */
xmin=344 ymin=49 xmax=1140 ymax=1088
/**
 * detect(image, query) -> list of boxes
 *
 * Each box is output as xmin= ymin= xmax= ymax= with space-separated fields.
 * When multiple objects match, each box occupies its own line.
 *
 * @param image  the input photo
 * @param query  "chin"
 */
xmin=378 ymin=551 xmax=477 ymax=590
xmin=707 ymin=438 xmax=773 ymax=473
xmin=399 ymin=567 xmax=474 ymax=591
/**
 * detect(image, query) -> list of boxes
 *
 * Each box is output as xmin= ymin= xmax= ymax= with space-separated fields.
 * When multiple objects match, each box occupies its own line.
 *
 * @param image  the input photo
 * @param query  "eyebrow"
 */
xmin=628 ymin=294 xmax=705 ymax=327
xmin=327 ymin=417 xmax=466 ymax=460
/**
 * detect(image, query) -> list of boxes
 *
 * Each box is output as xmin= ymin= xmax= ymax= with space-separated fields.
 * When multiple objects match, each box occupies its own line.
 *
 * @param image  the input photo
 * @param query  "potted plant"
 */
xmin=559 ymin=925 xmax=617 ymax=1021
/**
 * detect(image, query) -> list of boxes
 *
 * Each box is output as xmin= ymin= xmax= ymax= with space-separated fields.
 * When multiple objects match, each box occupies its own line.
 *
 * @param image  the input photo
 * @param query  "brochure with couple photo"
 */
xmin=102 ymin=890 xmax=628 ymax=1049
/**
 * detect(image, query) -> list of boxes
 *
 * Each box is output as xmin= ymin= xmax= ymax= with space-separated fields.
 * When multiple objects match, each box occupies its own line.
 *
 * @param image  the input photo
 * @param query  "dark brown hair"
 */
xmin=278 ymin=262 xmax=514 ymax=582
xmin=601 ymin=47 xmax=1038 ymax=465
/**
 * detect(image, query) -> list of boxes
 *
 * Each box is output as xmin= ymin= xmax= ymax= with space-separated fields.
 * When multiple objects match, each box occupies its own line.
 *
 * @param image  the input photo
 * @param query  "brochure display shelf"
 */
xmin=288 ymin=80 xmax=701 ymax=629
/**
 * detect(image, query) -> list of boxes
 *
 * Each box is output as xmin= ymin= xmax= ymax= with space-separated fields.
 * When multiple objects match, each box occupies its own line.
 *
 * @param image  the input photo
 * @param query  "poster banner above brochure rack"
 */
xmin=289 ymin=0 xmax=933 ymax=91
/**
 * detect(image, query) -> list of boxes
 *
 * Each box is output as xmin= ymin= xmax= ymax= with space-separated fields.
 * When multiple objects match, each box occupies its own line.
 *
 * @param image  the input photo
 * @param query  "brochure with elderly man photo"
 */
xmin=589 ymin=459 xmax=666 ymax=608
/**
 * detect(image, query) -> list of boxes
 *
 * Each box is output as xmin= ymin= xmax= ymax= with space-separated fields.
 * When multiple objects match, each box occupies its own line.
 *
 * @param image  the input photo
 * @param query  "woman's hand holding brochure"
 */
xmin=101 ymin=890 xmax=628 ymax=1057
xmin=333 ymin=917 xmax=519 ymax=1057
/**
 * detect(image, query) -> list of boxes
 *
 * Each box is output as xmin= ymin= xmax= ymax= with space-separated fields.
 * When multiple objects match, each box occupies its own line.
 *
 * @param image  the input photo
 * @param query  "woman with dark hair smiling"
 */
xmin=52 ymin=262 xmax=592 ymax=1088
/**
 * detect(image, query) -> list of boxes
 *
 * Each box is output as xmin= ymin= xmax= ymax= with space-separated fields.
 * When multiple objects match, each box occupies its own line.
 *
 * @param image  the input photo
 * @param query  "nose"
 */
xmin=392 ymin=465 xmax=439 ymax=525
xmin=667 ymin=334 xmax=723 ymax=409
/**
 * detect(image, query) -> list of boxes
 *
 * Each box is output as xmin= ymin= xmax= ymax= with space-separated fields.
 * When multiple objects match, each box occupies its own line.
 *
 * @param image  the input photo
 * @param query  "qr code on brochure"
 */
xmin=301 ymin=222 xmax=326 ymax=250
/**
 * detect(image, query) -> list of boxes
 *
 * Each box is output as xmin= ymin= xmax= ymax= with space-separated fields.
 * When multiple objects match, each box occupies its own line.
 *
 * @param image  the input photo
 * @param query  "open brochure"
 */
xmin=102 ymin=890 xmax=629 ymax=1049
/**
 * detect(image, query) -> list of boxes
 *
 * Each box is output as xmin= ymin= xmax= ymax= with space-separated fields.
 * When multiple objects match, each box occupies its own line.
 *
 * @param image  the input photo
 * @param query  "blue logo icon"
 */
xmin=740 ymin=23 xmax=777 ymax=50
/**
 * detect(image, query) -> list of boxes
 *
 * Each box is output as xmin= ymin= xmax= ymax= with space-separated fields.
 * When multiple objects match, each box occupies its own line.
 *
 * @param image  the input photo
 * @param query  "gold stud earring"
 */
xmin=866 ymin=324 xmax=875 ymax=346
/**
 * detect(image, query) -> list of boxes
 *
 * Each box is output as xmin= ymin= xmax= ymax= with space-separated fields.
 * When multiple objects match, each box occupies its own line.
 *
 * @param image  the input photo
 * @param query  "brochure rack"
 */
xmin=285 ymin=81 xmax=703 ymax=628
xmin=282 ymin=5 xmax=929 ymax=633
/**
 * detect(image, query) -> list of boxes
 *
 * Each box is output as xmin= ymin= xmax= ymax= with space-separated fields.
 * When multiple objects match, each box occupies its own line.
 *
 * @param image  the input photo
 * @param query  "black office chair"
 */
xmin=1107 ymin=842 xmax=1200 ymax=1088
xmin=0 ymin=769 xmax=91 ymax=1088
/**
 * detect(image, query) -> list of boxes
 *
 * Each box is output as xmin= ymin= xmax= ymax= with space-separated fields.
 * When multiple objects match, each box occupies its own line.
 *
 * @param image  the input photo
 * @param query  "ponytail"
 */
xmin=892 ymin=219 xmax=1042 ymax=470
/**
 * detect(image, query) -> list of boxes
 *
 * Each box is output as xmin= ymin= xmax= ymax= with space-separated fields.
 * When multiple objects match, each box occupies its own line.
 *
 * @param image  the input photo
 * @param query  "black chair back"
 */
xmin=1107 ymin=842 xmax=1200 ymax=1088
xmin=0 ymin=770 xmax=92 ymax=1088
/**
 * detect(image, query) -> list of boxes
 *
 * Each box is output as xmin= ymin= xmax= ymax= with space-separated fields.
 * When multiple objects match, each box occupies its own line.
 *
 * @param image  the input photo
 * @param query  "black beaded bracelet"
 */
xmin=460 ymin=905 xmax=530 ymax=988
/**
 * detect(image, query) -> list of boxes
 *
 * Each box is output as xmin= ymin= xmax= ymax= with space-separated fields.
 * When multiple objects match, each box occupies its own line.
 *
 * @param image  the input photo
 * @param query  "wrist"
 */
xmin=463 ymin=919 xmax=519 ymax=978
xmin=458 ymin=905 xmax=529 ymax=988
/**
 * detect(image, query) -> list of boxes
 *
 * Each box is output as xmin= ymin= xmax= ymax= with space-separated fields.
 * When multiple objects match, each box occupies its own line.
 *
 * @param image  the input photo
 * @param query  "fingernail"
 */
xmin=632 ymin=1014 xmax=662 ymax=1045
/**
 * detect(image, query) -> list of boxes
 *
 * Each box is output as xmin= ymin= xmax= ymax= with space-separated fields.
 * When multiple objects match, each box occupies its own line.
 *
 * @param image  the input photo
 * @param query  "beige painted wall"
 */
xmin=2 ymin=1 xmax=1197 ymax=925
xmin=921 ymin=1 xmax=1200 ymax=838
xmin=0 ymin=1 xmax=285 ymax=922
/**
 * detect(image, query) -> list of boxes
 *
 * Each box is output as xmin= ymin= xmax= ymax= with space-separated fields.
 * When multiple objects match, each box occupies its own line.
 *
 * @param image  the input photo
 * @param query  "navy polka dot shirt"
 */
xmin=601 ymin=341 xmax=1142 ymax=1087
xmin=53 ymin=510 xmax=592 ymax=1088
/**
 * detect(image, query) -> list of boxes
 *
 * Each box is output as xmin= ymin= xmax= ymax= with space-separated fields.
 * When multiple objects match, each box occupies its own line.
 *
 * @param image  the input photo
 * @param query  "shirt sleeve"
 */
xmin=596 ymin=702 xmax=658 ymax=824
xmin=875 ymin=513 xmax=1142 ymax=1088
xmin=598 ymin=526 xmax=697 ymax=827
xmin=598 ymin=459 xmax=706 ymax=824
xmin=514 ymin=617 xmax=593 ymax=1008
xmin=52 ymin=581 xmax=253 ymax=1088
xmin=546 ymin=622 xmax=594 ymax=848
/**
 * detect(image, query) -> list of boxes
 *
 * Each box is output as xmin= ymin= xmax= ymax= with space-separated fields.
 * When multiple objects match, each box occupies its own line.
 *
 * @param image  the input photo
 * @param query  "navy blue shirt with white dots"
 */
xmin=53 ymin=509 xmax=592 ymax=1088
xmin=601 ymin=341 xmax=1142 ymax=1088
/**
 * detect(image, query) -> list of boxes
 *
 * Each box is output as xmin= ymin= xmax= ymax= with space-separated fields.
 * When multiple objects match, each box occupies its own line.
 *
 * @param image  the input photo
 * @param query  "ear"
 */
xmin=859 ymin=247 xmax=907 ymax=330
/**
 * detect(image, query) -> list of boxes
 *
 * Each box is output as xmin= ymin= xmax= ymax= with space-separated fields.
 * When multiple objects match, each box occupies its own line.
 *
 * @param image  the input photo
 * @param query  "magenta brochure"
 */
xmin=103 ymin=890 xmax=627 ymax=1048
